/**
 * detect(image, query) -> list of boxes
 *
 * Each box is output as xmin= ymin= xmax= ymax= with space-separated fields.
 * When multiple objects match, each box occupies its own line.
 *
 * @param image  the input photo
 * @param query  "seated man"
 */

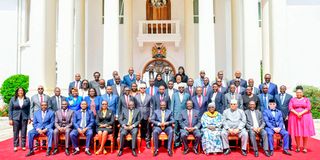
xmin=53 ymin=100 xmax=74 ymax=155
xmin=151 ymin=101 xmax=175 ymax=157
xmin=245 ymin=101 xmax=270 ymax=157
xmin=70 ymin=101 xmax=94 ymax=155
xmin=221 ymin=99 xmax=248 ymax=156
xmin=263 ymin=99 xmax=291 ymax=156
xmin=118 ymin=100 xmax=141 ymax=157
xmin=179 ymin=100 xmax=201 ymax=155
xmin=26 ymin=102 xmax=55 ymax=157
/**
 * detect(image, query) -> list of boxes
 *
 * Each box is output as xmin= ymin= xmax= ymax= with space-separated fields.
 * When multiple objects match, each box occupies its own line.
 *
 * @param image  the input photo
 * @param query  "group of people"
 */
xmin=8 ymin=66 xmax=316 ymax=157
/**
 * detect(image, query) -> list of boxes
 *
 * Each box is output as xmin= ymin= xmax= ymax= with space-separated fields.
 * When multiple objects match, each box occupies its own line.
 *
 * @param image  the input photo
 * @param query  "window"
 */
xmin=193 ymin=0 xmax=199 ymax=23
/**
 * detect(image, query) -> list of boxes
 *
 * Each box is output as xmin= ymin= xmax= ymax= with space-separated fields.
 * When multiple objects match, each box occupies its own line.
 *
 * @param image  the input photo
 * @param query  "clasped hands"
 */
xmin=77 ymin=127 xmax=88 ymax=135
xmin=228 ymin=128 xmax=240 ymax=135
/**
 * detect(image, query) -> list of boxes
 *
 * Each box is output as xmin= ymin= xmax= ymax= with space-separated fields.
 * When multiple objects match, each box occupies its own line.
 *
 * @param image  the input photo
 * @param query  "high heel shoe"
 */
xmin=302 ymin=148 xmax=307 ymax=153
xmin=103 ymin=149 xmax=107 ymax=155
xmin=13 ymin=147 xmax=17 ymax=152
xmin=295 ymin=147 xmax=300 ymax=152
xmin=95 ymin=149 xmax=102 ymax=155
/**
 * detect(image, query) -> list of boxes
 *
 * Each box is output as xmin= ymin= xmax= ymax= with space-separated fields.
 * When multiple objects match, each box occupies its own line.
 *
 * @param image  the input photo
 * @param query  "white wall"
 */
xmin=0 ymin=0 xmax=18 ymax=85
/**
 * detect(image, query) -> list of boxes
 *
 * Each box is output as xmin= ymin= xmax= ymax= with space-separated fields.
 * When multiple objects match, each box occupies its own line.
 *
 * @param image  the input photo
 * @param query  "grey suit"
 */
xmin=162 ymin=73 xmax=174 ymax=84
xmin=118 ymin=108 xmax=141 ymax=150
xmin=48 ymin=96 xmax=66 ymax=112
xmin=54 ymin=109 xmax=74 ymax=148
xmin=112 ymin=84 xmax=125 ymax=97
xmin=30 ymin=94 xmax=50 ymax=119
xmin=179 ymin=109 xmax=201 ymax=150
xmin=135 ymin=93 xmax=153 ymax=144
xmin=245 ymin=109 xmax=268 ymax=151
xmin=224 ymin=92 xmax=243 ymax=109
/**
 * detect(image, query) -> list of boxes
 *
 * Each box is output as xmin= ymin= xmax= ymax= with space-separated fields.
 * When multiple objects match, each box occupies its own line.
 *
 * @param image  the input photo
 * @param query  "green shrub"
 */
xmin=298 ymin=85 xmax=320 ymax=119
xmin=0 ymin=74 xmax=29 ymax=104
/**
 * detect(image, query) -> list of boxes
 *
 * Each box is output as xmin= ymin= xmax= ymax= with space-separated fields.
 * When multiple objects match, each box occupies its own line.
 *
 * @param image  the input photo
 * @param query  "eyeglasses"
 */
xmin=102 ymin=104 xmax=108 ymax=105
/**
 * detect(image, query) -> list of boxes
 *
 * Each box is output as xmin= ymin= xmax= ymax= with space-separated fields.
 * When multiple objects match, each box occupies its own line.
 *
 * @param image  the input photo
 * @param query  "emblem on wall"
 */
xmin=152 ymin=43 xmax=167 ymax=59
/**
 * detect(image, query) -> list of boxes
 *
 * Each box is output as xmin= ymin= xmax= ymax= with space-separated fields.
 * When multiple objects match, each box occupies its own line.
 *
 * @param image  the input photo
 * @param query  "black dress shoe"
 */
xmin=85 ymin=150 xmax=92 ymax=156
xmin=270 ymin=150 xmax=274 ymax=156
xmin=264 ymin=150 xmax=270 ymax=157
xmin=168 ymin=150 xmax=173 ymax=157
xmin=254 ymin=151 xmax=259 ymax=157
xmin=72 ymin=149 xmax=80 ymax=155
xmin=65 ymin=149 xmax=70 ymax=156
xmin=26 ymin=150 xmax=34 ymax=157
xmin=283 ymin=150 xmax=292 ymax=156
xmin=46 ymin=148 xmax=51 ymax=156
xmin=241 ymin=149 xmax=247 ymax=156
xmin=224 ymin=148 xmax=231 ymax=155
xmin=117 ymin=150 xmax=123 ymax=157
xmin=183 ymin=148 xmax=189 ymax=155
xmin=153 ymin=150 xmax=159 ymax=157
xmin=193 ymin=148 xmax=198 ymax=155
xmin=146 ymin=143 xmax=151 ymax=149
xmin=52 ymin=148 xmax=59 ymax=155
xmin=132 ymin=149 xmax=137 ymax=157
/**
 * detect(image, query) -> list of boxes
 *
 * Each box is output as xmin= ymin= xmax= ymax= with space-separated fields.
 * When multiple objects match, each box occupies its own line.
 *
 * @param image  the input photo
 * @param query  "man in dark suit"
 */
xmin=153 ymin=85 xmax=171 ymax=111
xmin=234 ymin=78 xmax=246 ymax=95
xmin=275 ymin=85 xmax=293 ymax=149
xmin=245 ymin=101 xmax=270 ymax=157
xmin=118 ymin=100 xmax=141 ymax=157
xmin=146 ymin=78 xmax=159 ymax=96
xmin=112 ymin=75 xmax=126 ymax=97
xmin=202 ymin=77 xmax=211 ymax=97
xmin=122 ymin=67 xmax=136 ymax=88
xmin=48 ymin=87 xmax=66 ymax=112
xmin=185 ymin=78 xmax=196 ymax=97
xmin=30 ymin=85 xmax=50 ymax=121
xmin=179 ymin=100 xmax=201 ymax=155
xmin=26 ymin=102 xmax=54 ymax=157
xmin=263 ymin=100 xmax=291 ymax=156
xmin=107 ymin=70 xmax=119 ymax=86
xmin=101 ymin=86 xmax=119 ymax=115
xmin=53 ymin=101 xmax=74 ymax=155
xmin=216 ymin=78 xmax=227 ymax=94
xmin=165 ymin=80 xmax=177 ymax=104
xmin=259 ymin=74 xmax=278 ymax=97
xmin=134 ymin=83 xmax=153 ymax=149
xmin=259 ymin=84 xmax=274 ymax=112
xmin=96 ymin=79 xmax=106 ymax=96
xmin=116 ymin=86 xmax=135 ymax=120
xmin=248 ymin=78 xmax=260 ymax=95
xmin=68 ymin=73 xmax=82 ymax=95
xmin=207 ymin=83 xmax=225 ymax=114
xmin=70 ymin=101 xmax=95 ymax=155
xmin=151 ymin=101 xmax=175 ymax=157
xmin=229 ymin=71 xmax=247 ymax=88
xmin=191 ymin=87 xmax=209 ymax=117
xmin=224 ymin=84 xmax=243 ymax=109
xmin=162 ymin=66 xmax=174 ymax=84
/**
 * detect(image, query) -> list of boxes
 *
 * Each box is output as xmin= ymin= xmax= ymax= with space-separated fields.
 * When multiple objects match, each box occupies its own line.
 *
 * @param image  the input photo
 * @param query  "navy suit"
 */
xmin=28 ymin=109 xmax=55 ymax=150
xmin=259 ymin=82 xmax=278 ymax=97
xmin=101 ymin=94 xmax=119 ymax=115
xmin=146 ymin=86 xmax=159 ymax=96
xmin=70 ymin=110 xmax=94 ymax=148
xmin=275 ymin=93 xmax=292 ymax=119
xmin=122 ymin=74 xmax=136 ymax=88
xmin=229 ymin=79 xmax=247 ymax=88
xmin=179 ymin=109 xmax=201 ymax=150
xmin=258 ymin=93 xmax=274 ymax=112
xmin=202 ymin=85 xmax=212 ymax=97
xmin=263 ymin=109 xmax=289 ymax=151
xmin=152 ymin=93 xmax=171 ymax=112
xmin=191 ymin=95 xmax=209 ymax=117
xmin=207 ymin=91 xmax=225 ymax=114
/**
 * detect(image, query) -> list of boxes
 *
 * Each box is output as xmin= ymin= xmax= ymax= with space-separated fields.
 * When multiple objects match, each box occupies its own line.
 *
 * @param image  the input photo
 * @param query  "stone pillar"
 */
xmin=74 ymin=0 xmax=85 ymax=76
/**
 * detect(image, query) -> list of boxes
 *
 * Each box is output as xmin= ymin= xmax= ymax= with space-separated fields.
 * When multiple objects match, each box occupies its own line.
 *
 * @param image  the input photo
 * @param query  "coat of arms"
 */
xmin=152 ymin=43 xmax=167 ymax=59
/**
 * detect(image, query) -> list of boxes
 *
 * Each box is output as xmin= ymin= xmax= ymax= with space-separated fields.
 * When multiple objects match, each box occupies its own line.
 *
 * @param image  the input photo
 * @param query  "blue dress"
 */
xmin=201 ymin=112 xmax=223 ymax=153
xmin=66 ymin=96 xmax=83 ymax=111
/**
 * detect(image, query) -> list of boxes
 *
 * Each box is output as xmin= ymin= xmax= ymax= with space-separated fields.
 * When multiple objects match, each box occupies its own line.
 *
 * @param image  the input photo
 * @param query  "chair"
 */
xmin=78 ymin=134 xmax=88 ymax=149
xmin=34 ymin=134 xmax=48 ymax=150
xmin=116 ymin=124 xmax=141 ymax=153
xmin=94 ymin=133 xmax=114 ymax=153
xmin=58 ymin=133 xmax=66 ymax=149
xmin=228 ymin=134 xmax=249 ymax=151
xmin=181 ymin=134 xmax=201 ymax=153
xmin=150 ymin=124 xmax=174 ymax=153
xmin=273 ymin=133 xmax=282 ymax=150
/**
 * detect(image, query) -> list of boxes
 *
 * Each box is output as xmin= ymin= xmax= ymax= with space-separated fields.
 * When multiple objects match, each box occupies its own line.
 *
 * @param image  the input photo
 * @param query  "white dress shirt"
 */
xmin=250 ymin=110 xmax=259 ymax=128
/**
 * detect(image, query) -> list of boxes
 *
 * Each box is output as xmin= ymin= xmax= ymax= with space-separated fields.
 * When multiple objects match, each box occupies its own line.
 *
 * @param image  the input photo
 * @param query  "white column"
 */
xmin=103 ymin=0 xmax=119 ymax=79
xmin=184 ymin=0 xmax=196 ymax=79
xmin=231 ymin=0 xmax=244 ymax=74
xmin=269 ymin=0 xmax=287 ymax=84
xmin=74 ymin=0 xmax=85 ymax=76
xmin=261 ymin=0 xmax=270 ymax=74
xmin=199 ymin=0 xmax=215 ymax=80
xmin=27 ymin=0 xmax=56 ymax=93
xmin=56 ymin=0 xmax=74 ymax=92
xmin=242 ymin=0 xmax=261 ymax=81
xmin=122 ymin=0 xmax=133 ymax=75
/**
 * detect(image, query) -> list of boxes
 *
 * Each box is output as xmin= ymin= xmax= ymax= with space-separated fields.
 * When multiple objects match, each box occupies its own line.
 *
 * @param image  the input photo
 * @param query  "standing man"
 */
xmin=135 ymin=73 xmax=145 ymax=90
xmin=248 ymin=78 xmax=260 ymax=95
xmin=194 ymin=70 xmax=206 ymax=87
xmin=234 ymin=78 xmax=246 ymax=95
xmin=68 ymin=73 xmax=82 ymax=95
xmin=191 ymin=87 xmax=209 ymax=117
xmin=162 ymin=66 xmax=174 ymax=84
xmin=107 ymin=71 xmax=119 ymax=86
xmin=143 ymin=64 xmax=156 ymax=86
xmin=216 ymin=78 xmax=227 ymax=94
xmin=48 ymin=87 xmax=66 ymax=112
xmin=96 ymin=79 xmax=106 ymax=96
xmin=229 ymin=71 xmax=247 ymax=88
xmin=153 ymin=85 xmax=171 ymax=111
xmin=185 ymin=78 xmax=195 ymax=97
xmin=259 ymin=74 xmax=278 ymax=96
xmin=123 ymin=67 xmax=136 ymax=88
xmin=224 ymin=84 xmax=243 ymax=109
xmin=165 ymin=80 xmax=177 ymax=104
xmin=112 ymin=75 xmax=125 ymax=97
xmin=30 ymin=85 xmax=50 ymax=121
xmin=216 ymin=71 xmax=228 ymax=88
xmin=117 ymin=87 xmax=135 ymax=120
xmin=146 ymin=78 xmax=158 ymax=97
xmin=207 ymin=83 xmax=225 ymax=114
xmin=258 ymin=84 xmax=274 ymax=112
xmin=202 ymin=77 xmax=211 ymax=97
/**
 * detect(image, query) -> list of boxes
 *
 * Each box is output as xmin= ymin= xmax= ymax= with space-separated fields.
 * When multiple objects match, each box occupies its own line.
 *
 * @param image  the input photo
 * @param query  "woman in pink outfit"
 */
xmin=288 ymin=86 xmax=315 ymax=153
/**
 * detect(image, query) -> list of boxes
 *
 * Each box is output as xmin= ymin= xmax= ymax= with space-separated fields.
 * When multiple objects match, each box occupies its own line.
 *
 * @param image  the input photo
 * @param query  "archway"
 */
xmin=142 ymin=59 xmax=176 ymax=76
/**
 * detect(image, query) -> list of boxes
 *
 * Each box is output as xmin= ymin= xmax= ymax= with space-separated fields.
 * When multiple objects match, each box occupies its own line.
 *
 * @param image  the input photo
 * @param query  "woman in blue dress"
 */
xmin=84 ymin=88 xmax=101 ymax=117
xmin=66 ymin=88 xmax=83 ymax=111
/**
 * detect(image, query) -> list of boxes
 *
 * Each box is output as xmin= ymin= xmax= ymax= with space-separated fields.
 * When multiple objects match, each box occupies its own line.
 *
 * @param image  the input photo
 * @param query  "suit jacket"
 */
xmin=171 ymin=92 xmax=190 ymax=120
xmin=224 ymin=92 xmax=243 ymax=109
xmin=134 ymin=93 xmax=153 ymax=120
xmin=96 ymin=86 xmax=107 ymax=96
xmin=245 ymin=109 xmax=265 ymax=129
xmin=33 ymin=109 xmax=55 ymax=130
xmin=54 ymin=109 xmax=74 ymax=129
xmin=252 ymin=87 xmax=260 ymax=95
xmin=234 ymin=86 xmax=246 ymax=95
xmin=179 ymin=109 xmax=201 ymax=129
xmin=161 ymin=73 xmax=174 ymax=83
xmin=107 ymin=78 xmax=116 ymax=86
xmin=96 ymin=109 xmax=114 ymax=127
xmin=84 ymin=96 xmax=101 ymax=112
xmin=73 ymin=110 xmax=94 ymax=129
xmin=218 ymin=86 xmax=227 ymax=94
xmin=116 ymin=94 xmax=135 ymax=117
xmin=207 ymin=91 xmax=225 ymax=114
xmin=152 ymin=93 xmax=171 ymax=111
xmin=9 ymin=97 xmax=30 ymax=121
xmin=48 ymin=95 xmax=66 ymax=112
xmin=275 ymin=93 xmax=292 ymax=119
xmin=165 ymin=88 xmax=178 ymax=102
xmin=229 ymin=79 xmax=248 ymax=88
xmin=263 ymin=109 xmax=284 ymax=129
xmin=68 ymin=81 xmax=82 ymax=95
xmin=101 ymin=94 xmax=119 ymax=115
xmin=259 ymin=82 xmax=278 ymax=97
xmin=122 ymin=74 xmax=136 ymax=88
xmin=146 ymin=86 xmax=159 ymax=96
xmin=184 ymin=86 xmax=196 ymax=97
xmin=191 ymin=95 xmax=209 ymax=117
xmin=151 ymin=109 xmax=175 ymax=127
xmin=112 ymin=84 xmax=126 ymax=97
xmin=258 ymin=93 xmax=274 ymax=112
xmin=30 ymin=94 xmax=50 ymax=119
xmin=202 ymin=85 xmax=212 ymax=97
xmin=119 ymin=108 xmax=141 ymax=128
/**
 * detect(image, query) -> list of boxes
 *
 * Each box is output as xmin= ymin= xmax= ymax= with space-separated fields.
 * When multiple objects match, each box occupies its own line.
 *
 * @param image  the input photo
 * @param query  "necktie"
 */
xmin=81 ymin=111 xmax=86 ymax=128
xmin=40 ymin=95 xmax=43 ymax=103
xmin=188 ymin=110 xmax=192 ymax=127
xmin=62 ymin=110 xmax=67 ymax=121
xmin=265 ymin=94 xmax=268 ymax=109
xmin=151 ymin=87 xmax=153 ymax=96
xmin=128 ymin=110 xmax=133 ymax=125
xmin=204 ymin=87 xmax=207 ymax=96
xmin=63 ymin=110 xmax=67 ymax=118
xmin=165 ymin=75 xmax=168 ymax=83
xmin=42 ymin=111 xmax=46 ymax=121
xmin=198 ymin=96 xmax=202 ymax=107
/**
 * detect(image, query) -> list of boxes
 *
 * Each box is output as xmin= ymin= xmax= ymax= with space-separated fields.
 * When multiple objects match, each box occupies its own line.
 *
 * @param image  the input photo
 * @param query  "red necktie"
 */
xmin=198 ymin=96 xmax=202 ymax=107
xmin=204 ymin=87 xmax=207 ymax=96
xmin=188 ymin=110 xmax=192 ymax=127
xmin=151 ymin=87 xmax=153 ymax=96
xmin=40 ymin=95 xmax=43 ymax=103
